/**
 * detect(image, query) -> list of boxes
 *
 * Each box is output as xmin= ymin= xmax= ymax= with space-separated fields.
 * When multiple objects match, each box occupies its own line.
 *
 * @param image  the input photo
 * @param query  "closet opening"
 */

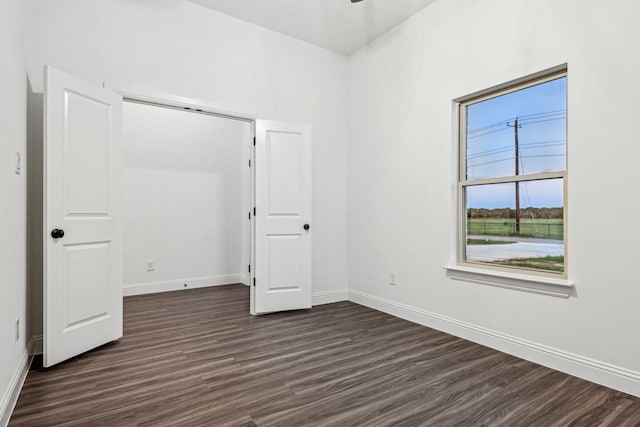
xmin=121 ymin=99 xmax=254 ymax=300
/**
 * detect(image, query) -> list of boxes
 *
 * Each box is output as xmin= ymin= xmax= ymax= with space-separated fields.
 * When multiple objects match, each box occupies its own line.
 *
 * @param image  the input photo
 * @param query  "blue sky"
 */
xmin=466 ymin=77 xmax=566 ymax=209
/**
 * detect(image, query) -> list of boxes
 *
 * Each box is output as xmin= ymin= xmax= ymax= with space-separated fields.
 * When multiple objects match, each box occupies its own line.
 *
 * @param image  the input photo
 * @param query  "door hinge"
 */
xmin=253 ymin=136 xmax=256 ymax=146
xmin=253 ymin=277 xmax=256 ymax=287
xmin=248 ymin=265 xmax=251 ymax=273
xmin=253 ymin=207 xmax=256 ymax=216
xmin=249 ymin=159 xmax=251 ymax=167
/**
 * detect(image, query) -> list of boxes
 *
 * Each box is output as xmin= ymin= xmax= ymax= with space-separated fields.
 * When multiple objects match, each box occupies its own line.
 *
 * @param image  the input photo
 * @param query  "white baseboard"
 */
xmin=312 ymin=289 xmax=348 ymax=306
xmin=348 ymin=289 xmax=640 ymax=398
xmin=0 ymin=337 xmax=35 ymax=427
xmin=240 ymin=273 xmax=250 ymax=286
xmin=123 ymin=274 xmax=243 ymax=296
xmin=30 ymin=335 xmax=43 ymax=356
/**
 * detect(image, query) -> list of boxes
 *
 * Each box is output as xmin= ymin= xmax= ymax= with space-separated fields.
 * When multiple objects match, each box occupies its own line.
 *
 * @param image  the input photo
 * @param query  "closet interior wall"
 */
xmin=122 ymin=101 xmax=252 ymax=294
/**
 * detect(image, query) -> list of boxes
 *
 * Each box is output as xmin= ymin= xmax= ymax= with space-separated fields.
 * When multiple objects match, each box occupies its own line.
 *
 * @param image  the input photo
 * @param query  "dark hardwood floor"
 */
xmin=9 ymin=284 xmax=640 ymax=426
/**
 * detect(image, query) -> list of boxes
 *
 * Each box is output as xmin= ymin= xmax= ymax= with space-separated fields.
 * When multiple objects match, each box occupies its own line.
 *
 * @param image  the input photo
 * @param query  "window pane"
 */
xmin=465 ymin=179 xmax=564 ymax=273
xmin=466 ymin=77 xmax=567 ymax=180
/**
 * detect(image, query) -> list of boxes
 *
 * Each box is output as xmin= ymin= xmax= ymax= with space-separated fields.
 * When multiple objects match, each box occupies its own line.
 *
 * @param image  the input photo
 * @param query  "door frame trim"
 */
xmin=103 ymin=81 xmax=258 ymax=314
xmin=104 ymin=82 xmax=258 ymax=120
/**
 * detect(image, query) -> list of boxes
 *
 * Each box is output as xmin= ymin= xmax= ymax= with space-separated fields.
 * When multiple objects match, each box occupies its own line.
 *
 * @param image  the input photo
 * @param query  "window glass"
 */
xmin=465 ymin=179 xmax=564 ymax=273
xmin=459 ymin=72 xmax=567 ymax=275
xmin=466 ymin=77 xmax=567 ymax=180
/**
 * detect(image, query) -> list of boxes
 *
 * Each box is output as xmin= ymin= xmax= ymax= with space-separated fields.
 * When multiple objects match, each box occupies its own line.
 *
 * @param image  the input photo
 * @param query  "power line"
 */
xmin=469 ymin=110 xmax=564 ymax=134
xmin=519 ymin=139 xmax=566 ymax=146
xmin=468 ymin=115 xmax=565 ymax=140
xmin=467 ymin=140 xmax=565 ymax=160
xmin=517 ymin=116 xmax=566 ymax=126
xmin=521 ymin=154 xmax=565 ymax=159
xmin=468 ymin=157 xmax=515 ymax=168
xmin=468 ymin=144 xmax=565 ymax=161
xmin=467 ymin=109 xmax=566 ymax=134
xmin=468 ymin=126 xmax=511 ymax=140
xmin=468 ymin=153 xmax=565 ymax=168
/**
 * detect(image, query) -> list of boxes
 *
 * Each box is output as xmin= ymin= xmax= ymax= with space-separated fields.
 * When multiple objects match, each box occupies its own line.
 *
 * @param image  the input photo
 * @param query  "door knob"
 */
xmin=51 ymin=229 xmax=65 ymax=239
xmin=303 ymin=224 xmax=310 ymax=231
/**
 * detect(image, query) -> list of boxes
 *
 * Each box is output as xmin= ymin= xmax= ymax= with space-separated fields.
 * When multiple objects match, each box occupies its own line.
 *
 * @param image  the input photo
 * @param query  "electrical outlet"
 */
xmin=389 ymin=271 xmax=397 ymax=286
xmin=15 ymin=318 xmax=20 ymax=341
xmin=146 ymin=260 xmax=155 ymax=271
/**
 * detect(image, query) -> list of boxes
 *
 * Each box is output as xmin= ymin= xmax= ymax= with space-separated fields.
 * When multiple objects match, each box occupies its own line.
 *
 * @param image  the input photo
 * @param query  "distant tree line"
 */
xmin=468 ymin=207 xmax=563 ymax=219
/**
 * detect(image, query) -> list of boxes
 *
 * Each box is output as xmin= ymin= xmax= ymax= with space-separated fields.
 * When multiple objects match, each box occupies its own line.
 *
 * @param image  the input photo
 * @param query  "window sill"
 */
xmin=444 ymin=265 xmax=574 ymax=298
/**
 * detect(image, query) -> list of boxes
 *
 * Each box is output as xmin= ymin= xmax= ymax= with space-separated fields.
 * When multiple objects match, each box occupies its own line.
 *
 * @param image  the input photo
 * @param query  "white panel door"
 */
xmin=44 ymin=66 xmax=123 ymax=367
xmin=254 ymin=120 xmax=312 ymax=314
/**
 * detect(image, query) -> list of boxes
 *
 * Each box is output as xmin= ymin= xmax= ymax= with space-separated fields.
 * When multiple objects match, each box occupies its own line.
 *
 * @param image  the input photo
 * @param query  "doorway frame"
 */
xmin=104 ymin=81 xmax=259 ymax=314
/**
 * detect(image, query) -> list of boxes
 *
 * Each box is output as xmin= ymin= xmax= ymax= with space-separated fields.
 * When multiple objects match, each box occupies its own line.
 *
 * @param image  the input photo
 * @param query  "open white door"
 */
xmin=254 ymin=120 xmax=312 ymax=314
xmin=44 ymin=66 xmax=123 ymax=367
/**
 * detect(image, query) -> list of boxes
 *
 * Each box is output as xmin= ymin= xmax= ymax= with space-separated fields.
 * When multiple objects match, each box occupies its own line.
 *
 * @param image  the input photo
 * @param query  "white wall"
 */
xmin=0 ymin=0 xmax=30 ymax=422
xmin=26 ymin=0 xmax=350 ymax=325
xmin=348 ymin=0 xmax=640 ymax=395
xmin=122 ymin=101 xmax=250 ymax=291
xmin=17 ymin=0 xmax=639 ymax=407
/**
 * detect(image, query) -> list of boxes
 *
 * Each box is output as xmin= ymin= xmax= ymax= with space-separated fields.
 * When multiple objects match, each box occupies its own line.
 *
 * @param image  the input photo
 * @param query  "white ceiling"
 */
xmin=187 ymin=0 xmax=439 ymax=55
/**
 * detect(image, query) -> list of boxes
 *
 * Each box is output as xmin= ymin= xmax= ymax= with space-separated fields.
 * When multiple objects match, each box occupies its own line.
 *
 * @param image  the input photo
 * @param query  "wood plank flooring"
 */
xmin=9 ymin=284 xmax=640 ymax=426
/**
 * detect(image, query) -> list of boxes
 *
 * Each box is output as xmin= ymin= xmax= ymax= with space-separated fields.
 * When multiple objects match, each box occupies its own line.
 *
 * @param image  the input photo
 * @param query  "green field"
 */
xmin=490 ymin=256 xmax=565 ymax=272
xmin=467 ymin=218 xmax=563 ymax=240
xmin=467 ymin=239 xmax=516 ymax=245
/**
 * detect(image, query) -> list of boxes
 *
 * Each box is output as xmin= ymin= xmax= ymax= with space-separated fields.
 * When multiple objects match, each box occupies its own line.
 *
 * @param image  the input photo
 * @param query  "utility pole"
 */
xmin=507 ymin=118 xmax=521 ymax=234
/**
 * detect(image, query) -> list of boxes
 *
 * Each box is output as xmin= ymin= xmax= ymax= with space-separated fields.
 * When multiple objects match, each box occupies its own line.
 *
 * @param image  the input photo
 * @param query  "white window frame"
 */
xmin=446 ymin=65 xmax=574 ymax=298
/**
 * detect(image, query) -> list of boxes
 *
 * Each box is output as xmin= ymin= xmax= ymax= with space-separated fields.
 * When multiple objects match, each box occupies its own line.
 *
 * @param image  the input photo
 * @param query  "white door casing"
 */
xmin=254 ymin=120 xmax=312 ymax=314
xmin=44 ymin=66 xmax=123 ymax=367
